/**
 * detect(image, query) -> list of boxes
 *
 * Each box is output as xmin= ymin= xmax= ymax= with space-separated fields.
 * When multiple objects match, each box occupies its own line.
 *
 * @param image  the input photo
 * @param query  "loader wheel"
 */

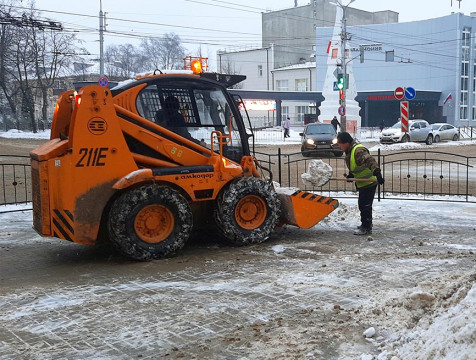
xmin=108 ymin=184 xmax=192 ymax=261
xmin=215 ymin=177 xmax=280 ymax=246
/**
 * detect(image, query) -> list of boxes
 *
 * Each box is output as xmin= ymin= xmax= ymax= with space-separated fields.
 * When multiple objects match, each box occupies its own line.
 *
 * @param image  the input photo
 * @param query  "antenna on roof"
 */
xmin=294 ymin=0 xmax=298 ymax=7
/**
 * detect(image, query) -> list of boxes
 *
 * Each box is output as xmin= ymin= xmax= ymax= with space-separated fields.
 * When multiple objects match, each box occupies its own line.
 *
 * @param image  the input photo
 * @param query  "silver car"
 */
xmin=380 ymin=119 xmax=434 ymax=145
xmin=431 ymin=123 xmax=459 ymax=142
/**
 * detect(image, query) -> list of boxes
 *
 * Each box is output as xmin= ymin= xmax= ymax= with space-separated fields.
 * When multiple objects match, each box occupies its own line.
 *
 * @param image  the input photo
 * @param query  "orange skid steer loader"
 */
xmin=30 ymin=69 xmax=338 ymax=260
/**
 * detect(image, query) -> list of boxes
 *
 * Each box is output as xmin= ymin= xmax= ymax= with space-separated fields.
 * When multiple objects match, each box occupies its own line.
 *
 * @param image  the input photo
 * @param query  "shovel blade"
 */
xmin=278 ymin=191 xmax=339 ymax=229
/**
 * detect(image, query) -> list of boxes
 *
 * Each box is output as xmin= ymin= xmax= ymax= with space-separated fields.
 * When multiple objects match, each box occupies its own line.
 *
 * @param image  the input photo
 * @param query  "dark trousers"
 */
xmin=358 ymin=185 xmax=377 ymax=230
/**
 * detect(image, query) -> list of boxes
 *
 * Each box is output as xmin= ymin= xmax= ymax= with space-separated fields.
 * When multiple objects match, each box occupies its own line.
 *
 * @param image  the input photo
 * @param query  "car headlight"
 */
xmin=306 ymin=138 xmax=315 ymax=145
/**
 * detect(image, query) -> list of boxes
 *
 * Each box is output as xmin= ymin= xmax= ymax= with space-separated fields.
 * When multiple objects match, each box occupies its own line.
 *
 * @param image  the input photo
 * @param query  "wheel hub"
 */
xmin=134 ymin=205 xmax=174 ymax=243
xmin=235 ymin=195 xmax=267 ymax=230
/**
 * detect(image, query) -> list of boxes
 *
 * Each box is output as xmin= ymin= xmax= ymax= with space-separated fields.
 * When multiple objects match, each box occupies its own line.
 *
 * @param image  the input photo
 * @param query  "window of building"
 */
xmin=461 ymin=77 xmax=468 ymax=91
xmin=282 ymin=106 xmax=289 ymax=123
xmin=460 ymin=27 xmax=471 ymax=122
xmin=473 ymin=39 xmax=476 ymax=120
xmin=276 ymin=80 xmax=288 ymax=91
xmin=258 ymin=65 xmax=263 ymax=77
xmin=385 ymin=50 xmax=394 ymax=62
xmin=295 ymin=106 xmax=308 ymax=122
xmin=295 ymin=79 xmax=308 ymax=92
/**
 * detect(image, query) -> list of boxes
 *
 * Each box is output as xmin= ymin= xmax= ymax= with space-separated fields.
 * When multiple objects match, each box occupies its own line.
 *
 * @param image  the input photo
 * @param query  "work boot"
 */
xmin=353 ymin=227 xmax=372 ymax=235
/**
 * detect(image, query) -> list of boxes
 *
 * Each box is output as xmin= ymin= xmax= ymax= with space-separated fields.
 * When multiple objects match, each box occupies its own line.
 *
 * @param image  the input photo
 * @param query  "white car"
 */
xmin=431 ymin=123 xmax=459 ymax=142
xmin=380 ymin=119 xmax=434 ymax=145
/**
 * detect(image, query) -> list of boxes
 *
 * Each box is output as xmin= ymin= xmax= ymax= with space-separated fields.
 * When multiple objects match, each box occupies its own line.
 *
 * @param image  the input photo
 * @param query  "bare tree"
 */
xmin=1 ymin=1 xmax=81 ymax=131
xmin=105 ymin=43 xmax=145 ymax=78
xmin=0 ymin=1 xmax=21 ymax=126
xmin=141 ymin=33 xmax=186 ymax=71
xmin=33 ymin=28 xmax=78 ymax=125
xmin=9 ymin=22 xmax=37 ymax=131
xmin=220 ymin=59 xmax=243 ymax=89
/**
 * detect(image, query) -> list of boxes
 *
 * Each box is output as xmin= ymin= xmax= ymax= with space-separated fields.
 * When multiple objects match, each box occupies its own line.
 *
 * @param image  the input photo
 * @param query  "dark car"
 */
xmin=299 ymin=123 xmax=343 ymax=157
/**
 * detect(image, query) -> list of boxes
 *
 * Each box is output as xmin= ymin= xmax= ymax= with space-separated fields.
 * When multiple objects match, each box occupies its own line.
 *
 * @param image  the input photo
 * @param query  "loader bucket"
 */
xmin=278 ymin=191 xmax=339 ymax=229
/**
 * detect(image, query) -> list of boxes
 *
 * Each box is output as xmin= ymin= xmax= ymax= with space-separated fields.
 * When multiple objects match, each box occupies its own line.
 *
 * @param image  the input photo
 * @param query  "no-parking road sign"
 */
xmin=98 ymin=77 xmax=109 ymax=87
xmin=338 ymin=106 xmax=346 ymax=116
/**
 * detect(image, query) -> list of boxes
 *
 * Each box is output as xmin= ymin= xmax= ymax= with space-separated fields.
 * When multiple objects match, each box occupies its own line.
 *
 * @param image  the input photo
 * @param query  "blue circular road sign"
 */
xmin=405 ymin=87 xmax=416 ymax=100
xmin=338 ymin=106 xmax=346 ymax=116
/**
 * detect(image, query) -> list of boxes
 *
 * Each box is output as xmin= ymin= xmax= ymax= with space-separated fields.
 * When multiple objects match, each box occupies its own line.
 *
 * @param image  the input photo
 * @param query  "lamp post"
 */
xmin=99 ymin=0 xmax=105 ymax=77
xmin=333 ymin=0 xmax=355 ymax=132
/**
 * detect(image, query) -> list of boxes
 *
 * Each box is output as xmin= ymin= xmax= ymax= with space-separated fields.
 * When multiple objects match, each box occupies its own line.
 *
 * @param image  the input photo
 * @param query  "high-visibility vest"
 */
xmin=350 ymin=144 xmax=377 ymax=188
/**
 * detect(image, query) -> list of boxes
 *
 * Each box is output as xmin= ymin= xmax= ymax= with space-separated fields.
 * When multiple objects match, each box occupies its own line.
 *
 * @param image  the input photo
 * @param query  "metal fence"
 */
xmin=254 ymin=148 xmax=476 ymax=203
xmin=0 ymin=155 xmax=32 ymax=209
xmin=1 ymin=148 xmax=475 ymax=213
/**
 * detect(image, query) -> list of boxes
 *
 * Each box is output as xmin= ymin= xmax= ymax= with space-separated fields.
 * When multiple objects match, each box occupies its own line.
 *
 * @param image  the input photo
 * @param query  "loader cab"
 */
xmin=112 ymin=75 xmax=250 ymax=164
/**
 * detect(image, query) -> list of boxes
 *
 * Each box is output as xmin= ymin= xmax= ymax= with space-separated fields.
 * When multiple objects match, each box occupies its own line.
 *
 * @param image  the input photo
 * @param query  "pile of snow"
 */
xmin=369 ymin=139 xmax=476 ymax=152
xmin=374 ymin=283 xmax=476 ymax=360
xmin=301 ymin=159 xmax=333 ymax=187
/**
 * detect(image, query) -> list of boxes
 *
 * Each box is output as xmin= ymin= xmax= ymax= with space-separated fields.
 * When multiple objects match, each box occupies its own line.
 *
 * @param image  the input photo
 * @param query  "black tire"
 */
xmin=425 ymin=134 xmax=433 ymax=145
xmin=108 ymin=184 xmax=192 ymax=261
xmin=215 ymin=177 xmax=280 ymax=246
xmin=452 ymin=134 xmax=459 ymax=141
xmin=434 ymin=135 xmax=440 ymax=143
xmin=401 ymin=135 xmax=410 ymax=143
xmin=301 ymin=147 xmax=310 ymax=157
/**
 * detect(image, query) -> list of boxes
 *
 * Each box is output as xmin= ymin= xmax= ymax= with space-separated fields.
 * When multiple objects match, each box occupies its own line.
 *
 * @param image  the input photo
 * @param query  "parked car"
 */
xmin=379 ymin=119 xmax=434 ymax=145
xmin=300 ymin=123 xmax=343 ymax=157
xmin=431 ymin=123 xmax=459 ymax=142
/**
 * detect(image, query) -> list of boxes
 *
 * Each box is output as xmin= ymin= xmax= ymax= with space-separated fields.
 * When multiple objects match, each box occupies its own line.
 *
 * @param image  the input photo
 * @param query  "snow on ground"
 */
xmin=1 ymin=197 xmax=476 ymax=359
xmin=2 ymin=128 xmax=476 ymax=359
xmin=2 ymin=127 xmax=476 ymax=150
xmin=0 ymin=129 xmax=51 ymax=140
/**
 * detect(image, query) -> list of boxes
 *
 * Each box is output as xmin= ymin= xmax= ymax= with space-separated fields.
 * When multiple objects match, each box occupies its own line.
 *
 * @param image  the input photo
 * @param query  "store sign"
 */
xmin=350 ymin=43 xmax=382 ymax=52
xmin=241 ymin=100 xmax=276 ymax=111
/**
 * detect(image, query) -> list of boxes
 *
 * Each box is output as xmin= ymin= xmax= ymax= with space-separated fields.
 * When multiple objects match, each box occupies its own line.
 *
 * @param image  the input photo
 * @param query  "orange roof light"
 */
xmin=184 ymin=56 xmax=208 ymax=73
xmin=191 ymin=60 xmax=202 ymax=74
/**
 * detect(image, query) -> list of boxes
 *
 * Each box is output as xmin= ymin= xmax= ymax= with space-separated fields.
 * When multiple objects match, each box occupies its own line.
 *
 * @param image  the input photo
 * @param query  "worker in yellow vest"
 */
xmin=336 ymin=132 xmax=385 ymax=235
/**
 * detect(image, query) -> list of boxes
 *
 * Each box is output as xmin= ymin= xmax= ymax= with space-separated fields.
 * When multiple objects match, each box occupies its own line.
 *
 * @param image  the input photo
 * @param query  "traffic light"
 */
xmin=336 ymin=74 xmax=345 ymax=90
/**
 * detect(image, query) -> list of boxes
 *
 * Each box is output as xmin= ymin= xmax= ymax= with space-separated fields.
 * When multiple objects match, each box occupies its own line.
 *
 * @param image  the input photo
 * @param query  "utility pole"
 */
xmin=99 ymin=0 xmax=105 ymax=77
xmin=335 ymin=0 xmax=355 ymax=132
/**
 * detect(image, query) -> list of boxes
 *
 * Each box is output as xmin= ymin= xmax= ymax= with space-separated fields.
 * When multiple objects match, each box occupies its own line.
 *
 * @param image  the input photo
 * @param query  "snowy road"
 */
xmin=1 ymin=199 xmax=476 ymax=359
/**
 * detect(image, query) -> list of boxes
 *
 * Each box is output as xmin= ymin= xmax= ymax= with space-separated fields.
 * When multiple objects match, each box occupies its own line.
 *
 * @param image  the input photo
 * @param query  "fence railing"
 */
xmin=254 ymin=149 xmax=476 ymax=203
xmin=0 ymin=155 xmax=32 ymax=208
xmin=2 ymin=148 xmax=475 ymax=213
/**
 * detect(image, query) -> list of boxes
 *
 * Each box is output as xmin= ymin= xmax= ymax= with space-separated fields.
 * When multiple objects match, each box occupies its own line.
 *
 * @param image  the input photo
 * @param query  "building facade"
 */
xmin=218 ymin=1 xmax=399 ymax=125
xmin=315 ymin=12 xmax=476 ymax=127
xmin=262 ymin=0 xmax=398 ymax=68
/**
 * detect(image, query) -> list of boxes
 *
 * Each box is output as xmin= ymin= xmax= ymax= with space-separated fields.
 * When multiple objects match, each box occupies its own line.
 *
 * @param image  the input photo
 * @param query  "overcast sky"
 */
xmin=19 ymin=0 xmax=476 ymax=68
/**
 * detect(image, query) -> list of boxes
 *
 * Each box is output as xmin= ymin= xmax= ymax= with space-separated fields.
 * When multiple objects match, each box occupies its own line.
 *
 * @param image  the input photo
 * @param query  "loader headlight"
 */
xmin=332 ymin=138 xmax=338 ymax=144
xmin=306 ymin=138 xmax=315 ymax=145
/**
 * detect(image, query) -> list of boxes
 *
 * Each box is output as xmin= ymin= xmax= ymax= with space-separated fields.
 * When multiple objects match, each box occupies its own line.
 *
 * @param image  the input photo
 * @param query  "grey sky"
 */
xmin=24 ymin=0 xmax=476 ymax=67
